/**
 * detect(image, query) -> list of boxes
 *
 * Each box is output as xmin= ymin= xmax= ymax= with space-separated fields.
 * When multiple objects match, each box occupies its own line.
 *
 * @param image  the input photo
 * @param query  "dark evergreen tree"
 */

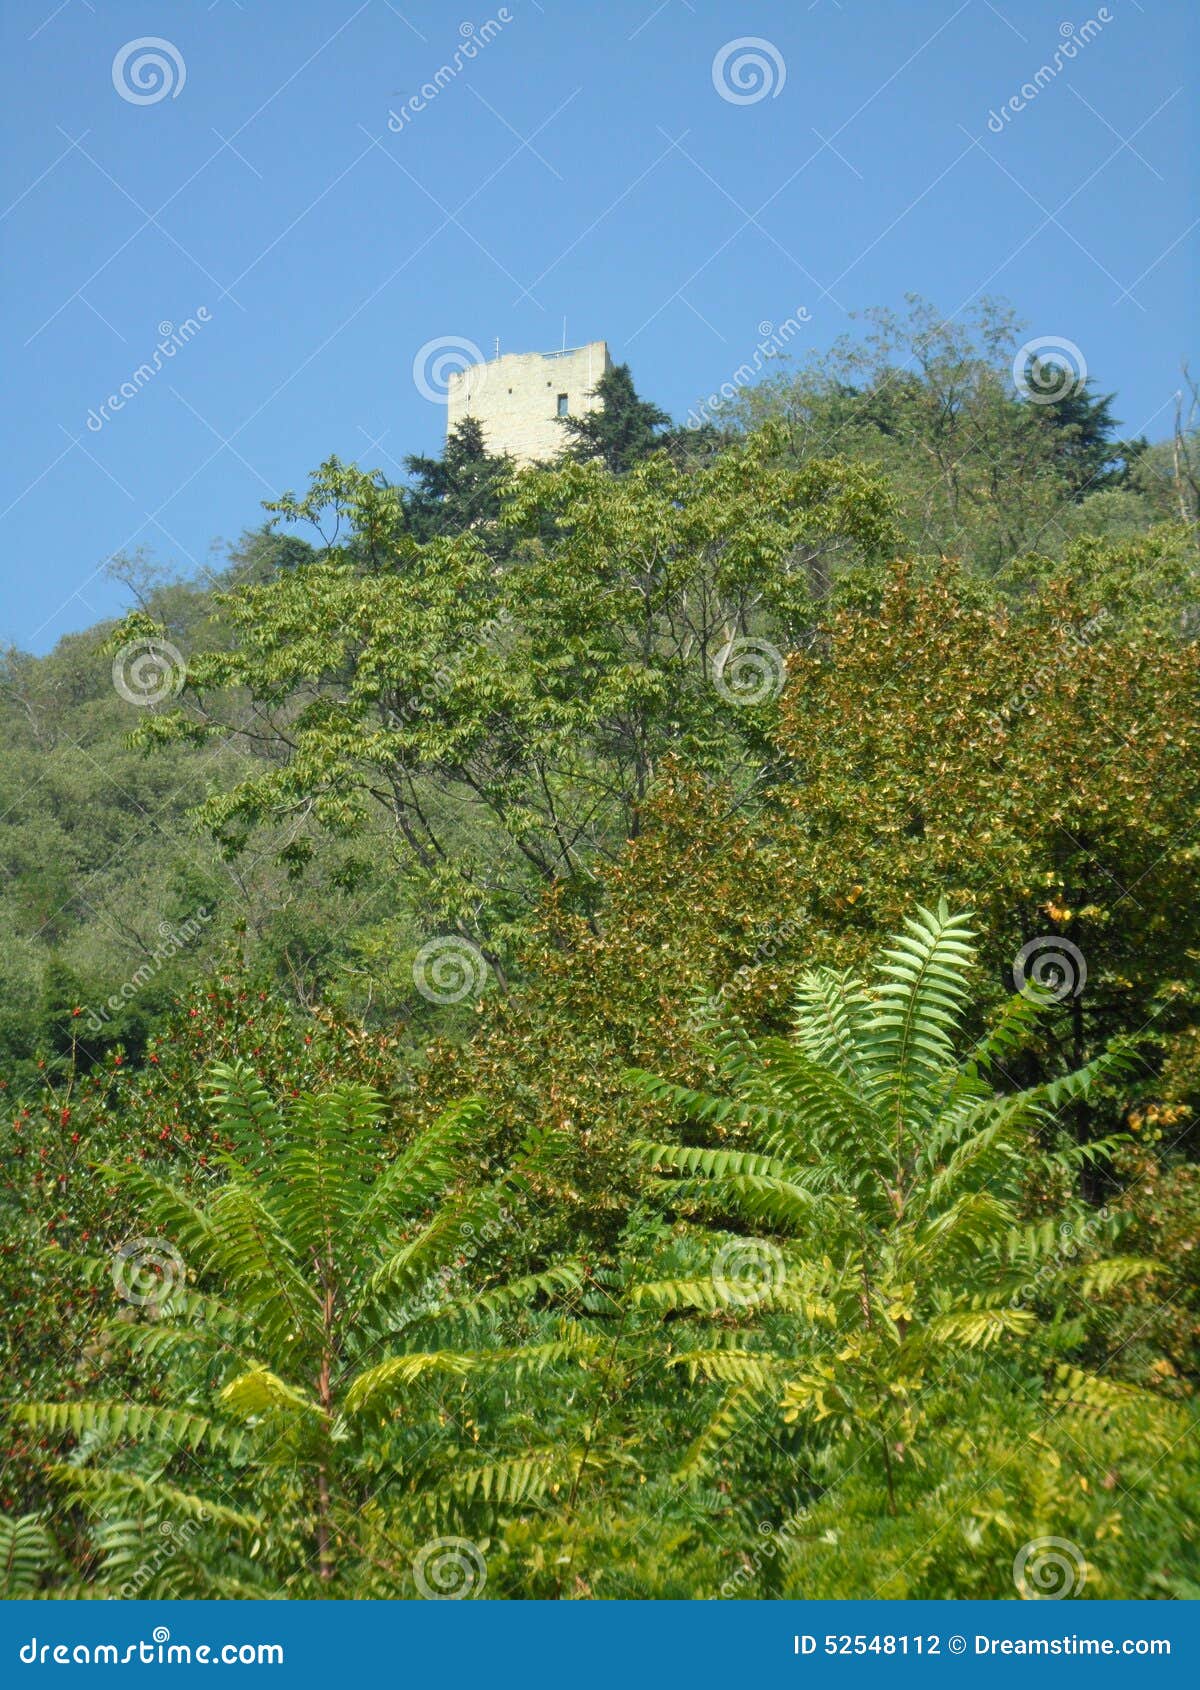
xmin=223 ymin=524 xmax=317 ymax=587
xmin=1021 ymin=361 xmax=1146 ymax=497
xmin=403 ymin=417 xmax=516 ymax=541
xmin=658 ymin=419 xmax=740 ymax=469
xmin=559 ymin=362 xmax=670 ymax=473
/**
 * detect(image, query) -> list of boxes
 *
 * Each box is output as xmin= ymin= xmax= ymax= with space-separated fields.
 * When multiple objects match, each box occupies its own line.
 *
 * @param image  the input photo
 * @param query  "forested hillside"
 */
xmin=2 ymin=300 xmax=1197 ymax=1600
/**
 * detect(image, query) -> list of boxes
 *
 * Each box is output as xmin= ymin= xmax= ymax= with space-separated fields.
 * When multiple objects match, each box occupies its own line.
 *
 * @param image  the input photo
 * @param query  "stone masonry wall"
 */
xmin=445 ymin=340 xmax=611 ymax=466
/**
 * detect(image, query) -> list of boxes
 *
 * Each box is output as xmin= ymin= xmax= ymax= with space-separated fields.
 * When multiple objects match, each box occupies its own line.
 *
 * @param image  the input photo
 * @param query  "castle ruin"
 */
xmin=445 ymin=340 xmax=612 ymax=466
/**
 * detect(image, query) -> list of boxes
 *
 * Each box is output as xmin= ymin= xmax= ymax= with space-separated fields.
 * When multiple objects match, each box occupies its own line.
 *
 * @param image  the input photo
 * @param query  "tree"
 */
xmin=402 ymin=417 xmax=517 ymax=547
xmin=16 ymin=1065 xmax=585 ymax=1595
xmin=736 ymin=297 xmax=1156 ymax=573
xmin=122 ymin=433 xmax=898 ymax=971
xmin=1131 ymin=369 xmax=1200 ymax=541
xmin=1017 ymin=361 xmax=1145 ymax=498
xmin=771 ymin=548 xmax=1200 ymax=1122
xmin=559 ymin=362 xmax=670 ymax=473
xmin=420 ymin=535 xmax=1200 ymax=1271
xmin=626 ymin=903 xmax=1152 ymax=1508
xmin=221 ymin=524 xmax=317 ymax=587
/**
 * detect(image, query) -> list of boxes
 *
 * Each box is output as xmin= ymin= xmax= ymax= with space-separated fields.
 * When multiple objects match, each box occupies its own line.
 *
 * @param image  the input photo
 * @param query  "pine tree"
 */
xmin=403 ymin=417 xmax=516 ymax=542
xmin=559 ymin=363 xmax=670 ymax=472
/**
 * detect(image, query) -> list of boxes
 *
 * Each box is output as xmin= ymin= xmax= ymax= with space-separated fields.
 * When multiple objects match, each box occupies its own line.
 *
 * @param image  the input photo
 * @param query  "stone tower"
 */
xmin=446 ymin=340 xmax=612 ymax=466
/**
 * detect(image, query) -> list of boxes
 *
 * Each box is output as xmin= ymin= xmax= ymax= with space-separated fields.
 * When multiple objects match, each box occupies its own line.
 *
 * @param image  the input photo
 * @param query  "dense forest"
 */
xmin=2 ymin=298 xmax=1198 ymax=1601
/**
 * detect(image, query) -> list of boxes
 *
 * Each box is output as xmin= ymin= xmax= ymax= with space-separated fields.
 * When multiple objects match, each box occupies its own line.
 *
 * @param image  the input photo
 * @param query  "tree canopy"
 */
xmin=2 ymin=299 xmax=1197 ymax=1600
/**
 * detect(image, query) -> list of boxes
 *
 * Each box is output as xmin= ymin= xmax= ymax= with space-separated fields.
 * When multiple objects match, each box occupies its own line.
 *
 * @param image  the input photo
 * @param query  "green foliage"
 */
xmin=0 ymin=1512 xmax=53 ymax=1595
xmin=558 ymin=361 xmax=670 ymax=473
xmin=625 ymin=904 xmax=1150 ymax=1500
xmin=6 ymin=913 xmax=1197 ymax=1600
xmin=772 ymin=1379 xmax=1197 ymax=1600
xmin=3 ymin=310 xmax=1197 ymax=1601
xmin=402 ymin=417 xmax=517 ymax=547
xmin=117 ymin=432 xmax=898 ymax=971
xmin=13 ymin=1066 xmax=585 ymax=1595
xmin=734 ymin=297 xmax=1164 ymax=573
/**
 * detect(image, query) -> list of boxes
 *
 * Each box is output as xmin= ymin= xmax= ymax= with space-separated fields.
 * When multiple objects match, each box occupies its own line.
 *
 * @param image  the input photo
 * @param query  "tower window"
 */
xmin=556 ymin=393 xmax=569 ymax=417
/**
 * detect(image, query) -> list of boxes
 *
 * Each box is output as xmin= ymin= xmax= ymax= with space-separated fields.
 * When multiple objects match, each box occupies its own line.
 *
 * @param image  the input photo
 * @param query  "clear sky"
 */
xmin=1 ymin=0 xmax=1195 ymax=653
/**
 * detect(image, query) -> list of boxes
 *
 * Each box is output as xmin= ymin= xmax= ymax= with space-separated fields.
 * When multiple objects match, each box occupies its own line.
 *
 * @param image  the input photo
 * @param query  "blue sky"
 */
xmin=1 ymin=0 xmax=1194 ymax=653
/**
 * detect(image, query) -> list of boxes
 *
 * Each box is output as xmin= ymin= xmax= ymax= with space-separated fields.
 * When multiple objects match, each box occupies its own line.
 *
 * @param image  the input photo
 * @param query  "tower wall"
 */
xmin=445 ymin=340 xmax=611 ymax=466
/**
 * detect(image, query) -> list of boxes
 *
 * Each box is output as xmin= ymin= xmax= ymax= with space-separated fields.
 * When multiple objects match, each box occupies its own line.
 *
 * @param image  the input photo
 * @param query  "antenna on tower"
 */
xmin=561 ymin=316 xmax=567 ymax=352
xmin=493 ymin=336 xmax=500 ymax=361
